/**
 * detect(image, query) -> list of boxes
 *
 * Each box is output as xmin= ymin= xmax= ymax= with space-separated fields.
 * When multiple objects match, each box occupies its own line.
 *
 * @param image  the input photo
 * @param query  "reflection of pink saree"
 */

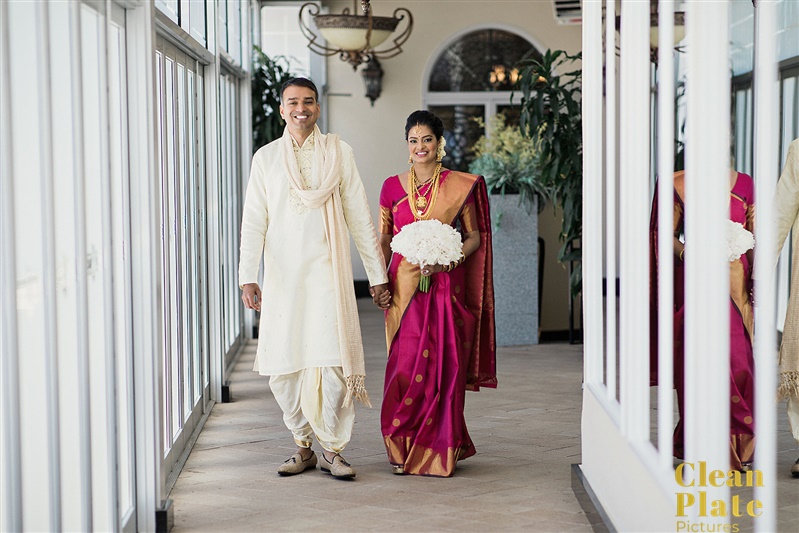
xmin=649 ymin=171 xmax=756 ymax=470
xmin=379 ymin=170 xmax=496 ymax=477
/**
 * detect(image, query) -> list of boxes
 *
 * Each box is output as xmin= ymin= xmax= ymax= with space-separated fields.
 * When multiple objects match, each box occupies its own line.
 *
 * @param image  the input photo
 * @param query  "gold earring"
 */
xmin=408 ymin=156 xmax=412 ymax=164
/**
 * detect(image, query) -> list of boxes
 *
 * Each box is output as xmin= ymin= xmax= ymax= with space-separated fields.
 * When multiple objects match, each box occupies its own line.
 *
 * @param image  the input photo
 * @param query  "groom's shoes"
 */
xmin=320 ymin=453 xmax=356 ymax=479
xmin=791 ymin=458 xmax=799 ymax=478
xmin=277 ymin=451 xmax=317 ymax=476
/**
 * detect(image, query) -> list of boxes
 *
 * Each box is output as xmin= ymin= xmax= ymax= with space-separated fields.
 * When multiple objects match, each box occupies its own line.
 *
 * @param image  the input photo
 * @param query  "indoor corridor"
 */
xmin=168 ymin=299 xmax=594 ymax=532
xmin=168 ymin=300 xmax=799 ymax=532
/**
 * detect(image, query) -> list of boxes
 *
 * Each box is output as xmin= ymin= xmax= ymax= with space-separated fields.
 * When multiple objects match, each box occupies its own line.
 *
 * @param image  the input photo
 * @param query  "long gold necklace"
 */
xmin=408 ymin=163 xmax=442 ymax=220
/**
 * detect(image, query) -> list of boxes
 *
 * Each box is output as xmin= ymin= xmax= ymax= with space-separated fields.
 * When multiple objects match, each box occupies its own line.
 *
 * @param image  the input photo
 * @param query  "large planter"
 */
xmin=489 ymin=194 xmax=539 ymax=345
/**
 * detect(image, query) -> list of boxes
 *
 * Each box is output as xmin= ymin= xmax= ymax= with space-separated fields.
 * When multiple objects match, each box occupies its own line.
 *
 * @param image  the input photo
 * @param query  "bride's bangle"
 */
xmin=679 ymin=248 xmax=685 ymax=261
xmin=445 ymin=254 xmax=465 ymax=272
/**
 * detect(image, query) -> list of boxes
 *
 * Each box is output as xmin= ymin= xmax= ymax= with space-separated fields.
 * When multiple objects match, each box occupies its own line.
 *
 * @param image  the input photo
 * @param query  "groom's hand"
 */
xmin=370 ymin=283 xmax=391 ymax=309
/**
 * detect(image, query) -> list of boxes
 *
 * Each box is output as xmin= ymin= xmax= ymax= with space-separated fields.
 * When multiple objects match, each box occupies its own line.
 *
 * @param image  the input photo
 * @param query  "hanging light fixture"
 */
xmin=299 ymin=0 xmax=413 ymax=70
xmin=361 ymin=56 xmax=383 ymax=106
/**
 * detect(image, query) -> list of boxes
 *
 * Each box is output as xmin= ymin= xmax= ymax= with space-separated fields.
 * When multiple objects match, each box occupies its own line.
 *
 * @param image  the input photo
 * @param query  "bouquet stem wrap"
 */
xmin=419 ymin=273 xmax=431 ymax=292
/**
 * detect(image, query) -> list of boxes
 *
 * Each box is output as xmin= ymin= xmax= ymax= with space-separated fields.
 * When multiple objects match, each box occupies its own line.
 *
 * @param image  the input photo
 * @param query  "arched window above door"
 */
xmin=428 ymin=29 xmax=541 ymax=92
xmin=424 ymin=28 xmax=541 ymax=171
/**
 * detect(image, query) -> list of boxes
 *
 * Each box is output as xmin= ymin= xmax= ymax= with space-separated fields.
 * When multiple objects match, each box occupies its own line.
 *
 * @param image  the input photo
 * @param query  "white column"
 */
xmin=684 ymin=0 xmax=731 ymax=522
xmin=0 ymin=0 xmax=22 ymax=529
xmin=752 ymin=1 xmax=779 ymax=531
xmin=604 ymin=0 xmax=618 ymax=403
xmin=206 ymin=0 xmax=226 ymax=403
xmin=618 ymin=0 xmax=651 ymax=442
xmin=656 ymin=0 xmax=676 ymax=471
xmin=66 ymin=1 xmax=95 ymax=528
xmin=126 ymin=1 xmax=163 ymax=530
xmin=582 ymin=0 xmax=604 ymax=387
xmin=35 ymin=1 xmax=63 ymax=527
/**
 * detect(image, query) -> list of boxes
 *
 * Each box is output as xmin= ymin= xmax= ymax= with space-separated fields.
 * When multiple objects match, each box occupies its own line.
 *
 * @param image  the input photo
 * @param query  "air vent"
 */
xmin=553 ymin=0 xmax=582 ymax=25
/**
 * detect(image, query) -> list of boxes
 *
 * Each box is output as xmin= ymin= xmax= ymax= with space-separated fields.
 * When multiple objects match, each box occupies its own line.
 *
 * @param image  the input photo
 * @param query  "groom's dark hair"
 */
xmin=280 ymin=77 xmax=319 ymax=103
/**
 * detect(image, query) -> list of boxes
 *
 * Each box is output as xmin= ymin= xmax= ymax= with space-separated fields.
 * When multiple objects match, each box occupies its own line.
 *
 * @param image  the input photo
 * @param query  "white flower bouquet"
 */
xmin=390 ymin=219 xmax=464 ymax=292
xmin=727 ymin=220 xmax=755 ymax=262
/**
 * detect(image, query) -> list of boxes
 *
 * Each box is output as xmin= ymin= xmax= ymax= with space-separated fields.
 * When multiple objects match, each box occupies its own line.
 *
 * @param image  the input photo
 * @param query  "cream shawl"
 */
xmin=774 ymin=139 xmax=799 ymax=402
xmin=280 ymin=125 xmax=370 ymax=407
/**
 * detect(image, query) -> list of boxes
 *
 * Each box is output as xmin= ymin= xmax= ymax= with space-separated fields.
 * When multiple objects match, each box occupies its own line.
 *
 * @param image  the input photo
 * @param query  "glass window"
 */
xmin=777 ymin=0 xmax=799 ymax=63
xmin=729 ymin=0 xmax=798 ymax=75
xmin=187 ymin=0 xmax=208 ymax=47
xmin=428 ymin=29 xmax=541 ymax=92
xmin=260 ymin=4 xmax=314 ymax=77
xmin=428 ymin=104 xmax=485 ymax=172
xmin=729 ymin=0 xmax=754 ymax=76
xmin=732 ymin=84 xmax=753 ymax=175
xmin=156 ymin=41 xmax=210 ymax=475
xmin=228 ymin=0 xmax=242 ymax=64
xmin=156 ymin=0 xmax=178 ymax=24
xmin=107 ymin=11 xmax=135 ymax=521
xmin=260 ymin=2 xmax=327 ymax=129
xmin=781 ymin=69 xmax=798 ymax=152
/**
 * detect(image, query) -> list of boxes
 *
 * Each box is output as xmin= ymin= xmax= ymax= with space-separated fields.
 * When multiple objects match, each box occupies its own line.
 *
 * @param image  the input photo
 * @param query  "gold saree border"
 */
xmin=729 ymin=258 xmax=754 ymax=340
xmin=730 ymin=434 xmax=755 ymax=470
xmin=384 ymin=435 xmax=473 ymax=477
xmin=379 ymin=205 xmax=393 ymax=235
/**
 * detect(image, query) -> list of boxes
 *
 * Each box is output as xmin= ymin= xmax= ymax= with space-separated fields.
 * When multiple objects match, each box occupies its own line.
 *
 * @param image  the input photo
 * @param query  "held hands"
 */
xmin=370 ymin=283 xmax=391 ymax=310
xmin=241 ymin=283 xmax=262 ymax=312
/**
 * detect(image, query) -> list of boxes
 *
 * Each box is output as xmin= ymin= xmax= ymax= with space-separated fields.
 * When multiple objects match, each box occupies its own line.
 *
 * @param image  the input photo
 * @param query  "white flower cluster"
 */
xmin=727 ymin=220 xmax=755 ymax=262
xmin=437 ymin=137 xmax=447 ymax=161
xmin=391 ymin=219 xmax=463 ymax=267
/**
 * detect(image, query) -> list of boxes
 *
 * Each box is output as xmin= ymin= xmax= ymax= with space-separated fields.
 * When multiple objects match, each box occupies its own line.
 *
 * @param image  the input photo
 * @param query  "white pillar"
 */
xmin=583 ymin=0 xmax=604 ymax=388
xmin=618 ymin=0 xmax=651 ymax=443
xmin=752 ymin=1 xmax=779 ymax=531
xmin=684 ymin=0 xmax=731 ymax=523
xmin=656 ymin=0 xmax=676 ymax=471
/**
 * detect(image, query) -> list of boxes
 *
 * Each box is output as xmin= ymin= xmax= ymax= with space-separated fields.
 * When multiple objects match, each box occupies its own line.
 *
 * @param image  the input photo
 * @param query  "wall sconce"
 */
xmin=299 ymin=0 xmax=413 ymax=70
xmin=361 ymin=56 xmax=383 ymax=106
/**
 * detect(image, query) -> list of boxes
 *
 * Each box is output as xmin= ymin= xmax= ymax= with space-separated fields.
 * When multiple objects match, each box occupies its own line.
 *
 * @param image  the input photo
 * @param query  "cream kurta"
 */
xmin=773 ymin=138 xmax=799 ymax=442
xmin=239 ymin=131 xmax=387 ymax=376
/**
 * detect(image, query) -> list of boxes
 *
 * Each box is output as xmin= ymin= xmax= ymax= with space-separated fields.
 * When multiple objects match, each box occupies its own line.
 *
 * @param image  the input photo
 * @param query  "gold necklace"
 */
xmin=412 ymin=172 xmax=433 ymax=208
xmin=408 ymin=163 xmax=442 ymax=220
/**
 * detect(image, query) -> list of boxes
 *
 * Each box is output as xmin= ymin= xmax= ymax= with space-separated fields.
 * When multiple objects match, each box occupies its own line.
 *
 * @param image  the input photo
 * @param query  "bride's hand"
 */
xmin=420 ymin=264 xmax=444 ymax=276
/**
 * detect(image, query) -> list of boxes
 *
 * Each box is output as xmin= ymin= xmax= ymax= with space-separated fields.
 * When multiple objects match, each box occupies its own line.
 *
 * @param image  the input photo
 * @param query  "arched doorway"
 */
xmin=423 ymin=27 xmax=543 ymax=172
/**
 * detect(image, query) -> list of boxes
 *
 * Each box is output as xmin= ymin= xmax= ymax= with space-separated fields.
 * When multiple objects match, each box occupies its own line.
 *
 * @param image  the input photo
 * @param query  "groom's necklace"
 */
xmin=408 ymin=163 xmax=442 ymax=220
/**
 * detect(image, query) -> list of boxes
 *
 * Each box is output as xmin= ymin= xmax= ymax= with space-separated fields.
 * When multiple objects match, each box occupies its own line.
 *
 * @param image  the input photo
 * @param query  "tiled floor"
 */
xmin=169 ymin=299 xmax=799 ymax=532
xmin=169 ymin=300 xmax=592 ymax=532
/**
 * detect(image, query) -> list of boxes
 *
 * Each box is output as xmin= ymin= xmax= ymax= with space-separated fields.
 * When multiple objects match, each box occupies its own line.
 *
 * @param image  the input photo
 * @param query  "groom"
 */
xmin=239 ymin=77 xmax=390 ymax=478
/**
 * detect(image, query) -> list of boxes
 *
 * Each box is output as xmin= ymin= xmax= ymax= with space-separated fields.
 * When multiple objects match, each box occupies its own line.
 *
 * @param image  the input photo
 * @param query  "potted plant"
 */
xmin=469 ymin=113 xmax=545 ymax=345
xmin=251 ymin=46 xmax=295 ymax=152
xmin=517 ymin=49 xmax=583 ymax=300
xmin=470 ymin=113 xmax=546 ymax=221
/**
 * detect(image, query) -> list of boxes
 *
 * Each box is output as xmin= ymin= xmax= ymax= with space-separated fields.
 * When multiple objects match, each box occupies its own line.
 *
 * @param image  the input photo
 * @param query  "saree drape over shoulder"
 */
xmin=649 ymin=171 xmax=756 ymax=471
xmin=379 ymin=170 xmax=496 ymax=477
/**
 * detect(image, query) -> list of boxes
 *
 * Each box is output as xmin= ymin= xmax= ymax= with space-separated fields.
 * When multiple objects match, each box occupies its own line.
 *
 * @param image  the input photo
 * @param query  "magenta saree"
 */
xmin=379 ymin=170 xmax=496 ymax=477
xmin=649 ymin=171 xmax=756 ymax=470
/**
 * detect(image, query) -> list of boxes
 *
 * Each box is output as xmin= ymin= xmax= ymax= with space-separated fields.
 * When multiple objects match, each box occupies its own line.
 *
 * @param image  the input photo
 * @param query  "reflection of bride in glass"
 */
xmin=649 ymin=169 xmax=756 ymax=472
